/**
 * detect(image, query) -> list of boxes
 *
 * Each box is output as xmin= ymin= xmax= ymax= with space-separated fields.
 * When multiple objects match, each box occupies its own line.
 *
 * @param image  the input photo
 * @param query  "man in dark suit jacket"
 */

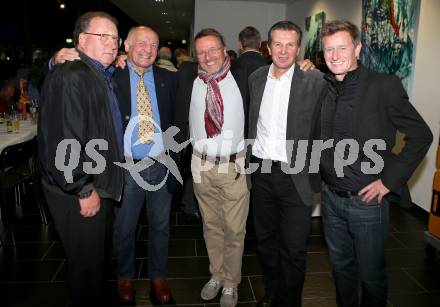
xmin=247 ymin=21 xmax=327 ymax=307
xmin=320 ymin=20 xmax=433 ymax=307
xmin=111 ymin=26 xmax=176 ymax=304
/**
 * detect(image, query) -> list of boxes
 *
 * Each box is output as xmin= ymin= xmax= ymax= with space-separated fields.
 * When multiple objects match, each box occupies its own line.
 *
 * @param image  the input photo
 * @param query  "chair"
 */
xmin=0 ymin=138 xmax=49 ymax=247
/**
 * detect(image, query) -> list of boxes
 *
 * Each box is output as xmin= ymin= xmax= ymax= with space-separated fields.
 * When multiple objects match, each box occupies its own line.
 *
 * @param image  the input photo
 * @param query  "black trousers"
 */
xmin=44 ymin=187 xmax=114 ymax=307
xmin=251 ymin=158 xmax=312 ymax=307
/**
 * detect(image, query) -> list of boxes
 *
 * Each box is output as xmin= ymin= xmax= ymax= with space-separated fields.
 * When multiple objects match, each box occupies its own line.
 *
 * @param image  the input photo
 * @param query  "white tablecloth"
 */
xmin=0 ymin=120 xmax=37 ymax=153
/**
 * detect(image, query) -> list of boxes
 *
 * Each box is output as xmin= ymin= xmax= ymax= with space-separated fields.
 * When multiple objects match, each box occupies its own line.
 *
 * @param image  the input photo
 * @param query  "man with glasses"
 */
xmin=38 ymin=12 xmax=124 ymax=306
xmin=174 ymin=28 xmax=250 ymax=307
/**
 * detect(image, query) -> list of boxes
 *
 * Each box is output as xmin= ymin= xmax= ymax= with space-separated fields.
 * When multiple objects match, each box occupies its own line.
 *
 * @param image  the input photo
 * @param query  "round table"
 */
xmin=0 ymin=120 xmax=38 ymax=153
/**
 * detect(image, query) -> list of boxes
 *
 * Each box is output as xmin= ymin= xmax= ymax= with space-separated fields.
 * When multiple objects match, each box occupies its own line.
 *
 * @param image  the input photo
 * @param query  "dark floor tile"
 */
xmin=387 ymin=269 xmax=426 ymax=293
xmin=389 ymin=204 xmax=427 ymax=219
xmin=0 ymin=260 xmax=63 ymax=282
xmin=388 ymin=292 xmax=440 ymax=307
xmin=251 ymin=274 xmax=336 ymax=303
xmin=390 ymin=216 xmax=428 ymax=232
xmin=160 ymin=277 xmax=254 ymax=305
xmin=139 ymin=226 xmax=204 ymax=240
xmin=310 ymin=217 xmax=324 ymax=235
xmin=3 ymin=214 xmax=45 ymax=228
xmin=43 ymin=242 xmax=65 ymax=259
xmin=54 ymin=258 xmax=143 ymax=281
xmin=307 ymin=235 xmax=328 ymax=252
xmin=386 ymin=234 xmax=407 ymax=249
xmin=241 ymin=255 xmax=263 ymax=275
xmin=12 ymin=226 xmax=59 ymax=243
xmin=392 ymin=232 xmax=427 ymax=248
xmin=405 ymin=267 xmax=440 ymax=292
xmin=306 ymin=252 xmax=331 ymax=272
xmin=303 ymin=272 xmax=335 ymax=299
xmin=385 ymin=248 xmax=438 ymax=268
xmin=134 ymin=240 xmax=197 ymax=258
xmin=0 ymin=281 xmax=68 ymax=307
xmin=302 ymin=297 xmax=338 ymax=307
xmin=140 ymin=257 xmax=210 ymax=279
xmin=0 ymin=242 xmax=53 ymax=260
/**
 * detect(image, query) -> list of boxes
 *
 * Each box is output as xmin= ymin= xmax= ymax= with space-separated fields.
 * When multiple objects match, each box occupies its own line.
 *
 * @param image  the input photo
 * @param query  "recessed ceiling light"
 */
xmin=161 ymin=12 xmax=168 ymax=15
xmin=59 ymin=3 xmax=66 ymax=9
xmin=155 ymin=0 xmax=164 ymax=3
xmin=182 ymin=40 xmax=187 ymax=44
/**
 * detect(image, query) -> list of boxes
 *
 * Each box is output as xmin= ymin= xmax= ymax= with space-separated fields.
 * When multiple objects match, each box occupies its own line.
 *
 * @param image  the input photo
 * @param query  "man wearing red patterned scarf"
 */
xmin=174 ymin=28 xmax=249 ymax=307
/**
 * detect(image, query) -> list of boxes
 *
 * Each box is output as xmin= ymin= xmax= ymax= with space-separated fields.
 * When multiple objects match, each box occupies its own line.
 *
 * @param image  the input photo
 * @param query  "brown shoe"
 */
xmin=150 ymin=278 xmax=172 ymax=303
xmin=117 ymin=277 xmax=134 ymax=302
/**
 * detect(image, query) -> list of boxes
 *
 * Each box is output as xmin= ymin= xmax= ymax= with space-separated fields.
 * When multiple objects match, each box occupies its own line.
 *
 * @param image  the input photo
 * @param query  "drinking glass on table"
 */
xmin=13 ymin=113 xmax=20 ymax=132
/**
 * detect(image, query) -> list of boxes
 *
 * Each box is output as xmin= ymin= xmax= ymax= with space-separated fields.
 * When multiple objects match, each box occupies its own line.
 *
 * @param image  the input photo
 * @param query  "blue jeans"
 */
xmin=113 ymin=162 xmax=172 ymax=279
xmin=321 ymin=183 xmax=389 ymax=307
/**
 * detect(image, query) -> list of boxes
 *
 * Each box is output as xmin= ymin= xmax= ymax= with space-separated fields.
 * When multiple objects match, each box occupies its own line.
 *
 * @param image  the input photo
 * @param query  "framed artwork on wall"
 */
xmin=304 ymin=11 xmax=326 ymax=69
xmin=360 ymin=0 xmax=419 ymax=95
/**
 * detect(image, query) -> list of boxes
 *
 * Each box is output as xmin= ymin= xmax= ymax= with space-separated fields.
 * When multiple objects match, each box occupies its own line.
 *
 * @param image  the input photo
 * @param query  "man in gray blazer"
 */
xmin=247 ymin=21 xmax=326 ymax=307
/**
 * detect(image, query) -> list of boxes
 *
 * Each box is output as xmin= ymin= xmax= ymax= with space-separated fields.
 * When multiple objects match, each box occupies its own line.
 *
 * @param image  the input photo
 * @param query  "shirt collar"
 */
xmin=127 ymin=60 xmax=153 ymax=75
xmin=79 ymin=50 xmax=115 ymax=81
xmin=268 ymin=63 xmax=295 ymax=81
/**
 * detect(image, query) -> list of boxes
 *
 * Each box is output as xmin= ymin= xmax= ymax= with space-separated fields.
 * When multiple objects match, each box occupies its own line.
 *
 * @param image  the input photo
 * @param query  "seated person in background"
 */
xmin=0 ymin=80 xmax=15 ymax=113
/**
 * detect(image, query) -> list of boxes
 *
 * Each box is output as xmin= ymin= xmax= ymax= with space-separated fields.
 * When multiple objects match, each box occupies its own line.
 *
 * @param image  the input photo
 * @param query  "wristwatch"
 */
xmin=78 ymin=189 xmax=93 ymax=199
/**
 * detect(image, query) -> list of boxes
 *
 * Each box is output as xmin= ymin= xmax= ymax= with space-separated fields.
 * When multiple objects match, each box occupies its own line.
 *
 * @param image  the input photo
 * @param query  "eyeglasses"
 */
xmin=196 ymin=46 xmax=223 ymax=57
xmin=83 ymin=32 xmax=122 ymax=47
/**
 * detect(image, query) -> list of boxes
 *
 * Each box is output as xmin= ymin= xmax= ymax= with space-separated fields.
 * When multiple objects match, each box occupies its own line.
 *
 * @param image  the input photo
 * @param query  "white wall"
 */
xmin=194 ymin=0 xmax=286 ymax=52
xmin=287 ymin=0 xmax=440 ymax=211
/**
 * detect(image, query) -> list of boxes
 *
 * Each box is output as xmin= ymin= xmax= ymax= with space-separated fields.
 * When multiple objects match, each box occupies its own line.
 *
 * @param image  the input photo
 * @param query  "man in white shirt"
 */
xmin=247 ymin=21 xmax=327 ymax=307
xmin=174 ymin=28 xmax=249 ymax=307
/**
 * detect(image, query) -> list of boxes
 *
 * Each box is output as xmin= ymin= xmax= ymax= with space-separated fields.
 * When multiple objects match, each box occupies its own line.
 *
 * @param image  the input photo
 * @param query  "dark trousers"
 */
xmin=113 ymin=163 xmax=172 ymax=279
xmin=251 ymin=158 xmax=312 ymax=307
xmin=44 ymin=187 xmax=113 ymax=307
xmin=322 ymin=182 xmax=389 ymax=307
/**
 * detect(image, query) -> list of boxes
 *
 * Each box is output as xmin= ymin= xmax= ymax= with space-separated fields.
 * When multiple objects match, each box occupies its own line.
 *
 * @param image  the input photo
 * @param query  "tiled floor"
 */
xmin=1 ymin=186 xmax=440 ymax=307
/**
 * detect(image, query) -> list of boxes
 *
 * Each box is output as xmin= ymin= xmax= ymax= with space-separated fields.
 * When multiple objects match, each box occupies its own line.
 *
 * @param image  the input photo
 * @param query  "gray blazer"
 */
xmin=247 ymin=65 xmax=327 ymax=206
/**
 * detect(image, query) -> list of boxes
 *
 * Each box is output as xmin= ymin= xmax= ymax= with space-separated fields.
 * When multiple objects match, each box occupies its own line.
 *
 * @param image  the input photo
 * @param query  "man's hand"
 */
xmin=78 ymin=189 xmax=101 ymax=217
xmin=114 ymin=54 xmax=127 ymax=69
xmin=298 ymin=59 xmax=316 ymax=71
xmin=358 ymin=179 xmax=390 ymax=204
xmin=52 ymin=48 xmax=80 ymax=64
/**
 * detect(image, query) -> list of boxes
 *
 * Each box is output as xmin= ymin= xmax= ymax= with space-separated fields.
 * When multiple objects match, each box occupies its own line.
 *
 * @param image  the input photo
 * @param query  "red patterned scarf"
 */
xmin=197 ymin=55 xmax=231 ymax=138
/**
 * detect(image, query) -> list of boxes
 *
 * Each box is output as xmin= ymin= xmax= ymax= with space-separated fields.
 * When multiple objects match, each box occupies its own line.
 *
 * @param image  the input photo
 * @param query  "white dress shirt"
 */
xmin=189 ymin=71 xmax=244 ymax=157
xmin=252 ymin=63 xmax=295 ymax=163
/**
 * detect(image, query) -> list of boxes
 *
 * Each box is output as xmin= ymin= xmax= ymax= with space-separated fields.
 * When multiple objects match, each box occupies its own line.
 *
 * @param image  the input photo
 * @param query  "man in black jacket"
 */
xmin=320 ymin=20 xmax=433 ymax=307
xmin=38 ymin=12 xmax=124 ymax=306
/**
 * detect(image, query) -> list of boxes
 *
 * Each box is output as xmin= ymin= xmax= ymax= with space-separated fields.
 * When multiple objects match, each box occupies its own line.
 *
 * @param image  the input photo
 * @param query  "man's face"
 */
xmin=323 ymin=31 xmax=361 ymax=81
xmin=78 ymin=17 xmax=119 ymax=68
xmin=195 ymin=35 xmax=226 ymax=74
xmin=268 ymin=29 xmax=300 ymax=77
xmin=124 ymin=28 xmax=159 ymax=71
